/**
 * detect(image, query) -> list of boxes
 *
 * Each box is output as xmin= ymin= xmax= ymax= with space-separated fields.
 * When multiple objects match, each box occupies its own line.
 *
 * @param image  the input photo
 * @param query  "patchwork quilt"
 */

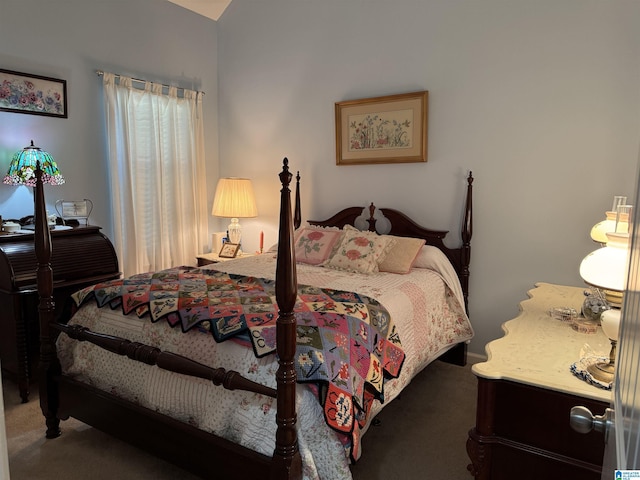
xmin=71 ymin=266 xmax=405 ymax=460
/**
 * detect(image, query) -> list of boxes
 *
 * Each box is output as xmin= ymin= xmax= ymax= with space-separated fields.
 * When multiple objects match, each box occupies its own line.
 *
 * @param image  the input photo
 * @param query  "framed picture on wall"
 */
xmin=0 ymin=68 xmax=68 ymax=118
xmin=335 ymin=90 xmax=428 ymax=165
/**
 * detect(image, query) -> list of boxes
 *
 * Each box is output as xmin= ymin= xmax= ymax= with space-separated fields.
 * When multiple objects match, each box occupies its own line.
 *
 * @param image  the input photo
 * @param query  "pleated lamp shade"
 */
xmin=211 ymin=177 xmax=257 ymax=245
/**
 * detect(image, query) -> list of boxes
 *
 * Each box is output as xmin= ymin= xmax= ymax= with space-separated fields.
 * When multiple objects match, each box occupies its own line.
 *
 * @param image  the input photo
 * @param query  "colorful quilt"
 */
xmin=71 ymin=266 xmax=405 ymax=460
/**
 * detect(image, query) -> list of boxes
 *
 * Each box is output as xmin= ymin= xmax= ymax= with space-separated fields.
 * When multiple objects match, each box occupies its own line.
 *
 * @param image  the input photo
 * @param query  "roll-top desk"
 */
xmin=0 ymin=226 xmax=120 ymax=402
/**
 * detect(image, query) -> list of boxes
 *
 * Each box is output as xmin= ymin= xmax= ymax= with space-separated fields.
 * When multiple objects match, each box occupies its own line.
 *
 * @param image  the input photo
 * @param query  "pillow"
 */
xmin=294 ymin=227 xmax=343 ymax=265
xmin=323 ymin=225 xmax=396 ymax=274
xmin=378 ymin=236 xmax=426 ymax=274
xmin=413 ymin=244 xmax=465 ymax=308
xmin=413 ymin=244 xmax=451 ymax=270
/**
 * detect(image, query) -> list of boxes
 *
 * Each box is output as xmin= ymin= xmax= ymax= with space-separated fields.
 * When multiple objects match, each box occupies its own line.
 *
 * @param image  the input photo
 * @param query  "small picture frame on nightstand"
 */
xmin=219 ymin=242 xmax=240 ymax=258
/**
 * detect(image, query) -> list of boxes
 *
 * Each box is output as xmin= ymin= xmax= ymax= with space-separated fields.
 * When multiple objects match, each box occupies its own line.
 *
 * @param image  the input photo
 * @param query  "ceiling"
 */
xmin=167 ymin=0 xmax=232 ymax=21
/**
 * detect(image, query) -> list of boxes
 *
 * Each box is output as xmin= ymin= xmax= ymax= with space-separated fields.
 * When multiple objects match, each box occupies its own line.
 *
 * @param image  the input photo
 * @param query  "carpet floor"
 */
xmin=4 ymin=360 xmax=477 ymax=479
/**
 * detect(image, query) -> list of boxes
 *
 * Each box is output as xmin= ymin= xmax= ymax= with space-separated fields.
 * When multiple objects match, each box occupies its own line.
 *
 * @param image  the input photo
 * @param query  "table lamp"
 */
xmin=579 ymin=231 xmax=630 ymax=382
xmin=590 ymin=196 xmax=629 ymax=244
xmin=3 ymin=140 xmax=65 ymax=186
xmin=211 ymin=177 xmax=257 ymax=249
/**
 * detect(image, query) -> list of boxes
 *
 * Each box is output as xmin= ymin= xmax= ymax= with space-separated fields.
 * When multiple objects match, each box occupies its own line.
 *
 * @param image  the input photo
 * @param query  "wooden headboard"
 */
xmin=307 ymin=172 xmax=473 ymax=313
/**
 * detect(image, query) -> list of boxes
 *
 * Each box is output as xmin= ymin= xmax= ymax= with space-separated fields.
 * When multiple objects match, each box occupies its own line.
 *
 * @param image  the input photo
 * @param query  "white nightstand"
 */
xmin=196 ymin=252 xmax=254 ymax=266
xmin=467 ymin=282 xmax=611 ymax=480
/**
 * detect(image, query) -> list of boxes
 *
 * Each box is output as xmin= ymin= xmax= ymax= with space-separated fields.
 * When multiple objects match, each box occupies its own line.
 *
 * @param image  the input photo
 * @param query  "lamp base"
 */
xmin=587 ymin=361 xmax=614 ymax=383
xmin=228 ymin=218 xmax=242 ymax=244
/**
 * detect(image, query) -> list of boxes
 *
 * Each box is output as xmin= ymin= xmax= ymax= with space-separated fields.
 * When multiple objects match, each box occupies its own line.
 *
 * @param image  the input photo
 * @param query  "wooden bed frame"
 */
xmin=34 ymin=158 xmax=473 ymax=480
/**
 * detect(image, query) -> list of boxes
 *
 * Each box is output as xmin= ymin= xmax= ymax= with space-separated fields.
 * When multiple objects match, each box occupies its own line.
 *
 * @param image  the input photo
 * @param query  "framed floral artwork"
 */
xmin=0 ymin=69 xmax=67 ymax=118
xmin=335 ymin=91 xmax=428 ymax=165
xmin=219 ymin=242 xmax=240 ymax=258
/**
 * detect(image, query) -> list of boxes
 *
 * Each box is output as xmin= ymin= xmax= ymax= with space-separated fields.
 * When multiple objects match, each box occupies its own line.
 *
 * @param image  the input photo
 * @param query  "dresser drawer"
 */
xmin=469 ymin=377 xmax=607 ymax=479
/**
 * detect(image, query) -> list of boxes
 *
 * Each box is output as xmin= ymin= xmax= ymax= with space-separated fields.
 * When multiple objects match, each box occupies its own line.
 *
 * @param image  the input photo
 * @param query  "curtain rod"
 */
xmin=95 ymin=70 xmax=204 ymax=95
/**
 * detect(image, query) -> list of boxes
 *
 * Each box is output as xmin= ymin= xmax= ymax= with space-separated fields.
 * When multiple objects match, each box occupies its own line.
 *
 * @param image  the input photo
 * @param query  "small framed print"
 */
xmin=55 ymin=199 xmax=93 ymax=225
xmin=219 ymin=242 xmax=240 ymax=258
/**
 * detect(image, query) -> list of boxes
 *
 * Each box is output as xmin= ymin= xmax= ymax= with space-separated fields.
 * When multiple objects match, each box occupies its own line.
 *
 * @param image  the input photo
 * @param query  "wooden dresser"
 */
xmin=467 ymin=283 xmax=611 ymax=479
xmin=0 ymin=226 xmax=120 ymax=402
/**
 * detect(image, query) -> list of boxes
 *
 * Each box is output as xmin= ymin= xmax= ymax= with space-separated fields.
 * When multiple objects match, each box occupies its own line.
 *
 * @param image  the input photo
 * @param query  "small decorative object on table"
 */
xmin=219 ymin=242 xmax=240 ymax=258
xmin=570 ymin=317 xmax=599 ymax=334
xmin=548 ymin=307 xmax=578 ymax=322
xmin=581 ymin=287 xmax=610 ymax=322
xmin=570 ymin=343 xmax=612 ymax=390
xmin=2 ymin=221 xmax=20 ymax=233
xmin=55 ymin=199 xmax=93 ymax=226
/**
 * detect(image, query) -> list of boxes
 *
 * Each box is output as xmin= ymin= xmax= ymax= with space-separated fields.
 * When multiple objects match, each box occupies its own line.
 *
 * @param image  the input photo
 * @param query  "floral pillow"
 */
xmin=294 ymin=227 xmax=343 ymax=265
xmin=323 ymin=225 xmax=396 ymax=274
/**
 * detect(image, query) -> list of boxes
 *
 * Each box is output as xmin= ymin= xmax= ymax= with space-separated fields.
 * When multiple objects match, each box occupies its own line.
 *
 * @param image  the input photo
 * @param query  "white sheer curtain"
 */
xmin=102 ymin=72 xmax=208 ymax=276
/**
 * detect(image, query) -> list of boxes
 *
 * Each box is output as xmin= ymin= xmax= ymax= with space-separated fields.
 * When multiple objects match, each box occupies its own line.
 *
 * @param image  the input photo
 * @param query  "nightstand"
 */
xmin=196 ymin=252 xmax=255 ymax=266
xmin=466 ymin=282 xmax=611 ymax=480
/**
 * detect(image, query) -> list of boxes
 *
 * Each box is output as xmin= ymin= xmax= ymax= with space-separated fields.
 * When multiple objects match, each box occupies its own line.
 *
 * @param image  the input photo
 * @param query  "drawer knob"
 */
xmin=570 ymin=405 xmax=614 ymax=440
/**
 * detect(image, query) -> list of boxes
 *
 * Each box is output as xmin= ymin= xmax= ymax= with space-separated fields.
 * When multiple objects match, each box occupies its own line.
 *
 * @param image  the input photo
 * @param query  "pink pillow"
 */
xmin=294 ymin=228 xmax=343 ymax=265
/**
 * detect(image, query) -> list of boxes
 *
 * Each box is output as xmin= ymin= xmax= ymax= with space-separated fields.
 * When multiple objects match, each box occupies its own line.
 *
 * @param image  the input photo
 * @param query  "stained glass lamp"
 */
xmin=3 ymin=140 xmax=65 ymax=186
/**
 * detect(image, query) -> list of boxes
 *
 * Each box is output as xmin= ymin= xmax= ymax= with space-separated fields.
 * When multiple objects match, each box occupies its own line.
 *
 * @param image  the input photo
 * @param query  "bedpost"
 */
xmin=294 ymin=171 xmax=301 ymax=230
xmin=366 ymin=202 xmax=376 ymax=232
xmin=34 ymin=163 xmax=62 ymax=438
xmin=461 ymin=172 xmax=473 ymax=314
xmin=271 ymin=158 xmax=302 ymax=480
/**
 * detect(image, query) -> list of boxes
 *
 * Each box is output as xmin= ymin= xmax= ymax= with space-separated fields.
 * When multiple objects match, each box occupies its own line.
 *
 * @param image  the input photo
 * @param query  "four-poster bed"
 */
xmin=34 ymin=158 xmax=474 ymax=479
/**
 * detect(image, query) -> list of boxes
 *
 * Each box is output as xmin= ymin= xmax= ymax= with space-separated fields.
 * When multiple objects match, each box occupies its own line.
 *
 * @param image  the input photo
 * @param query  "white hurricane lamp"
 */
xmin=579 ymin=231 xmax=630 ymax=382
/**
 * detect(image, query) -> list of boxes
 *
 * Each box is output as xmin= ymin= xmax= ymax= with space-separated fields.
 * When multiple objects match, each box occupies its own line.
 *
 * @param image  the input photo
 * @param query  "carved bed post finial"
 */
xmin=461 ymin=172 xmax=473 ymax=314
xmin=272 ymin=157 xmax=302 ymax=480
xmin=367 ymin=202 xmax=376 ymax=232
xmin=294 ymin=170 xmax=301 ymax=230
xmin=34 ymin=161 xmax=62 ymax=438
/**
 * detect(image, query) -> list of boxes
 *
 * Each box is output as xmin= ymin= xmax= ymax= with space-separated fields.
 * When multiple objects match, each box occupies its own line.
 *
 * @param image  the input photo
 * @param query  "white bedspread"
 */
xmin=57 ymin=254 xmax=473 ymax=480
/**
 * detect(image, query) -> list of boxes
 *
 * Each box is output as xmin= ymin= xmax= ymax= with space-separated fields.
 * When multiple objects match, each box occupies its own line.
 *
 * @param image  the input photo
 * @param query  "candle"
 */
xmin=259 ymin=231 xmax=264 ymax=253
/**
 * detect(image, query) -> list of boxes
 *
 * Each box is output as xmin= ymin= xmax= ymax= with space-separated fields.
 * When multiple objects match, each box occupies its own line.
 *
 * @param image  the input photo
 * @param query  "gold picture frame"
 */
xmin=219 ymin=242 xmax=240 ymax=258
xmin=335 ymin=91 xmax=428 ymax=165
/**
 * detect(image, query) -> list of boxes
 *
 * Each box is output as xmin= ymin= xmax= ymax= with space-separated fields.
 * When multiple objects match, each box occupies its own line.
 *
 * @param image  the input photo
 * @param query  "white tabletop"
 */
xmin=472 ymin=282 xmax=613 ymax=403
xmin=197 ymin=252 xmax=255 ymax=261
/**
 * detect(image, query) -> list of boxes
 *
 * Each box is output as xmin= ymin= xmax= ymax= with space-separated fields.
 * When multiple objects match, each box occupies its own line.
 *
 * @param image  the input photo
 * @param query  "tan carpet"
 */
xmin=4 ymin=360 xmax=477 ymax=479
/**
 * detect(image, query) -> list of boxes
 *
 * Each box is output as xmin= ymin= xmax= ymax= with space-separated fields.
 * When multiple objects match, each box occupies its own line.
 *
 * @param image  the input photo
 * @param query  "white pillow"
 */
xmin=413 ymin=245 xmax=465 ymax=308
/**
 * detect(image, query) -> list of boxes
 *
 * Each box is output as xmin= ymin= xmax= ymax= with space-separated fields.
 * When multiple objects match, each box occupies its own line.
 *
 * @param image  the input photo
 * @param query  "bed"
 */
xmin=34 ymin=158 xmax=474 ymax=480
